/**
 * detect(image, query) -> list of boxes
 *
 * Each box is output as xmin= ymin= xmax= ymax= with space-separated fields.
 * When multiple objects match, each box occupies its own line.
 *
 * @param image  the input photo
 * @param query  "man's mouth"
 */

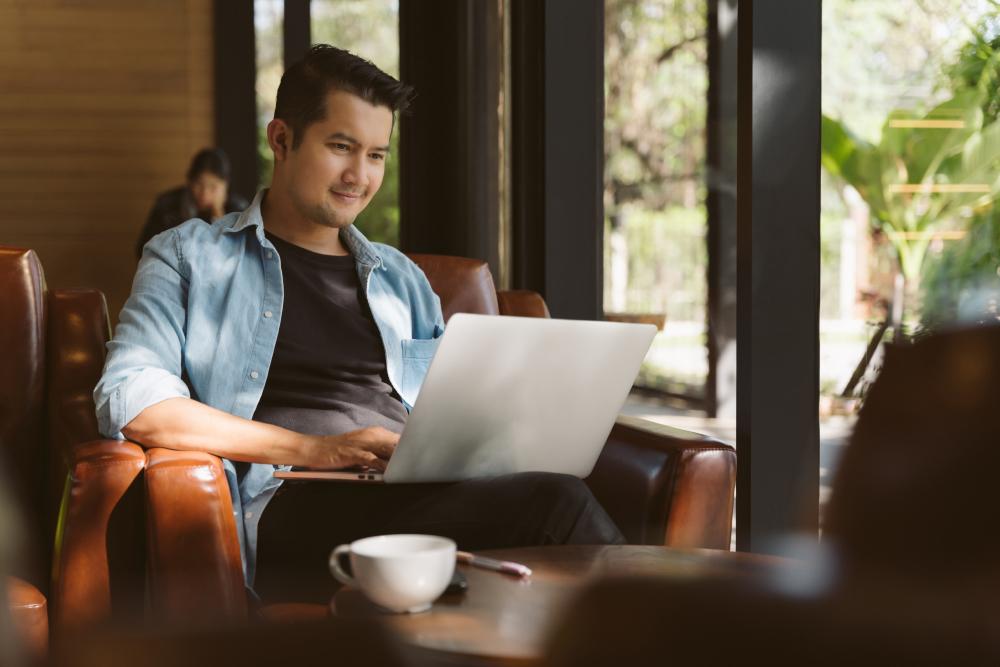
xmin=331 ymin=190 xmax=362 ymax=203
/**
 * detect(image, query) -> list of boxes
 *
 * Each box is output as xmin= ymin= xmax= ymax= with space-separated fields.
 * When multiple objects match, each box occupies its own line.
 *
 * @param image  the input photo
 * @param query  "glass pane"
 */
xmin=604 ymin=0 xmax=709 ymax=402
xmin=820 ymin=0 xmax=1000 ymax=517
xmin=312 ymin=0 xmax=401 ymax=246
xmin=255 ymin=0 xmax=284 ymax=189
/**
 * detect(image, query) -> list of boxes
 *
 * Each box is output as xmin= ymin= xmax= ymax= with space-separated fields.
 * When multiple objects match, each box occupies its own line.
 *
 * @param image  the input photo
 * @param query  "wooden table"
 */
xmin=332 ymin=544 xmax=782 ymax=666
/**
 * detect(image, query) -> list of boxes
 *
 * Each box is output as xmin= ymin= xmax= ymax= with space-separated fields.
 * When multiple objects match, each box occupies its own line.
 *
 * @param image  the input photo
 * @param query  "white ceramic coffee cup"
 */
xmin=329 ymin=534 xmax=456 ymax=613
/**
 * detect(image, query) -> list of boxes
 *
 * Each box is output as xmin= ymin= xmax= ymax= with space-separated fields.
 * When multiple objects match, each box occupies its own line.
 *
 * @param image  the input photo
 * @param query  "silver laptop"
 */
xmin=275 ymin=314 xmax=656 ymax=484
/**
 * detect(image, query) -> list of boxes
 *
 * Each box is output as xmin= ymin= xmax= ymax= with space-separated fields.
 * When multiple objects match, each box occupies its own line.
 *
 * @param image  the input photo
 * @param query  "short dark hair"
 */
xmin=274 ymin=44 xmax=415 ymax=149
xmin=186 ymin=148 xmax=231 ymax=182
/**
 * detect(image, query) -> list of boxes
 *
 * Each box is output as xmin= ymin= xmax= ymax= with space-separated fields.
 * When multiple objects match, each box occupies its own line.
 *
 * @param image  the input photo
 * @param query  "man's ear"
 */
xmin=267 ymin=118 xmax=292 ymax=161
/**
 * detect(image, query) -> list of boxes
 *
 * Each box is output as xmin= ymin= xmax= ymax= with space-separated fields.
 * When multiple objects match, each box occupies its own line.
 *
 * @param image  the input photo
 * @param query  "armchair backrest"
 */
xmin=406 ymin=254 xmax=500 ymax=321
xmin=0 ymin=246 xmax=117 ymax=603
xmin=0 ymin=248 xmax=49 ymax=586
xmin=46 ymin=290 xmax=110 ymax=463
xmin=406 ymin=254 xmax=550 ymax=320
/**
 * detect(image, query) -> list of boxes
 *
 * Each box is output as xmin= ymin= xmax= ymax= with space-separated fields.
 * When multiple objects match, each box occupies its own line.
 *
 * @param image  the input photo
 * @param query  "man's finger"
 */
xmin=359 ymin=428 xmax=399 ymax=457
xmin=361 ymin=450 xmax=388 ymax=472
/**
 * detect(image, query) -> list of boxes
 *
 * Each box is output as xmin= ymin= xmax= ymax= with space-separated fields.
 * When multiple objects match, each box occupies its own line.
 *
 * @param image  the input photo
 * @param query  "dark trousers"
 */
xmin=255 ymin=472 xmax=624 ymax=603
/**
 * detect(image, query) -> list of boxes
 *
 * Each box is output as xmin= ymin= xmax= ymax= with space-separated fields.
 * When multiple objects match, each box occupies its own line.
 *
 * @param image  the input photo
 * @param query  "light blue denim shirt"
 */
xmin=94 ymin=190 xmax=445 ymax=589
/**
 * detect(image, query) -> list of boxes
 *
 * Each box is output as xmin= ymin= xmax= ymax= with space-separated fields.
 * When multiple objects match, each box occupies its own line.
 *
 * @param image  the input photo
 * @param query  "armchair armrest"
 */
xmin=7 ymin=576 xmax=47 ymax=659
xmin=144 ymin=448 xmax=246 ymax=621
xmin=586 ymin=415 xmax=736 ymax=549
xmin=51 ymin=439 xmax=145 ymax=629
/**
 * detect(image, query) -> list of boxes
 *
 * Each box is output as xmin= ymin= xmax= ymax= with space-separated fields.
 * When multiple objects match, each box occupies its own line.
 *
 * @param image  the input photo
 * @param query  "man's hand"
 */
xmin=122 ymin=398 xmax=401 ymax=470
xmin=306 ymin=427 xmax=400 ymax=472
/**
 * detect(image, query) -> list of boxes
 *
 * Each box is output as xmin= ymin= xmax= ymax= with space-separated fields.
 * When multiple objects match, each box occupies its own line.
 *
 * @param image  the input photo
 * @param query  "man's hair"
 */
xmin=186 ymin=148 xmax=231 ymax=182
xmin=274 ymin=44 xmax=415 ymax=148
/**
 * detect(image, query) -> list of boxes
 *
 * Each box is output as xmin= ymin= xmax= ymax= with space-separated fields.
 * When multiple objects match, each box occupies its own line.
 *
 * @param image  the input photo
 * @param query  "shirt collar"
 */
xmin=225 ymin=188 xmax=384 ymax=269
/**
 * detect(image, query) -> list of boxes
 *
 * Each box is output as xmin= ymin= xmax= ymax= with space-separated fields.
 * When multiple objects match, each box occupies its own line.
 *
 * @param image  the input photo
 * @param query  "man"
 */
xmin=135 ymin=147 xmax=249 ymax=258
xmin=95 ymin=45 xmax=622 ymax=603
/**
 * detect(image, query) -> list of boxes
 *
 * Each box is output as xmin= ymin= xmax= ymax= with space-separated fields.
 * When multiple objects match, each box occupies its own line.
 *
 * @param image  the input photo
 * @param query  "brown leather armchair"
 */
xmin=143 ymin=254 xmax=735 ymax=620
xmin=1 ymin=246 xmax=146 ymax=654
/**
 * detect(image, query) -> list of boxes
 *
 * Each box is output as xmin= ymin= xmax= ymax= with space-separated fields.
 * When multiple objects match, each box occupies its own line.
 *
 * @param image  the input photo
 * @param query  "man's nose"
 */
xmin=342 ymin=155 xmax=368 ymax=189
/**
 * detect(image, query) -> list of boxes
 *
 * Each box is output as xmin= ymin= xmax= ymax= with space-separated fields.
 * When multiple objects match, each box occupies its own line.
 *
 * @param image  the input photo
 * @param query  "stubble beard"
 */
xmin=309 ymin=201 xmax=354 ymax=229
xmin=291 ymin=190 xmax=358 ymax=230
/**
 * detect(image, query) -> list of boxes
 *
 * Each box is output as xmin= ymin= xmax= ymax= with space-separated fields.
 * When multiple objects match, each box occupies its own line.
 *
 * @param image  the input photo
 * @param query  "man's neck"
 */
xmin=260 ymin=187 xmax=349 ymax=256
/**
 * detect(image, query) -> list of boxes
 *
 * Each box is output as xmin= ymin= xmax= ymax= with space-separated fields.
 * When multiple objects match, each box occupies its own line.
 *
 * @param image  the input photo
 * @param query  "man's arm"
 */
xmin=123 ymin=397 xmax=397 ymax=470
xmin=100 ymin=226 xmax=397 ymax=470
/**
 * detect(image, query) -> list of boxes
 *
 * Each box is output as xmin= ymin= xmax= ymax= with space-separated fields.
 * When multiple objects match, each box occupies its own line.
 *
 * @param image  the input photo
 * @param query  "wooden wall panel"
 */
xmin=0 ymin=0 xmax=215 ymax=322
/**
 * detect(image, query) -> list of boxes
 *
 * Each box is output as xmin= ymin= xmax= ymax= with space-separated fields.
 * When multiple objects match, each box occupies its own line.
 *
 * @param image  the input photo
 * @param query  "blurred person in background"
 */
xmin=135 ymin=148 xmax=249 ymax=258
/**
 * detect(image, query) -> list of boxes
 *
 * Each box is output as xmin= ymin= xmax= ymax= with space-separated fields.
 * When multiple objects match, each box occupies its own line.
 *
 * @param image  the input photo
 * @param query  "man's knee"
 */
xmin=516 ymin=472 xmax=598 ymax=512
xmin=515 ymin=472 xmax=623 ymax=544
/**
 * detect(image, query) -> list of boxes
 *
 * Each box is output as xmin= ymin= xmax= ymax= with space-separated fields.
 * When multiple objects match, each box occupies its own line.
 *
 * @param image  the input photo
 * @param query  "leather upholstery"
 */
xmin=0 ymin=248 xmax=48 ymax=585
xmin=47 ymin=290 xmax=110 ymax=471
xmin=7 ymin=576 xmax=47 ymax=658
xmin=497 ymin=289 xmax=551 ymax=318
xmin=1 ymin=246 xmax=150 ymax=645
xmin=407 ymin=254 xmax=499 ymax=322
xmin=145 ymin=448 xmax=247 ymax=620
xmin=51 ymin=439 xmax=145 ymax=629
xmin=587 ymin=416 xmax=735 ymax=548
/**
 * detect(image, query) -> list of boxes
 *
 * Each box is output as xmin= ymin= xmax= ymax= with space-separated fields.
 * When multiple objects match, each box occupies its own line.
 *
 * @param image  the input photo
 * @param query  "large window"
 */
xmin=255 ymin=0 xmax=283 ymax=190
xmin=820 ymin=0 xmax=1000 ymax=512
xmin=604 ymin=0 xmax=709 ymax=401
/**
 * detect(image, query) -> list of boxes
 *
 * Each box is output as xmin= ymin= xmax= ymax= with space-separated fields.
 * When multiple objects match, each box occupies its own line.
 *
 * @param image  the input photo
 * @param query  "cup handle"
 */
xmin=329 ymin=545 xmax=356 ymax=586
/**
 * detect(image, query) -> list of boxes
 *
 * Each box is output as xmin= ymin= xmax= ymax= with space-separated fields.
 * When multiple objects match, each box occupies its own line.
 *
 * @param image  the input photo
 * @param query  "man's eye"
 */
xmin=370 ymin=153 xmax=386 ymax=161
xmin=330 ymin=143 xmax=350 ymax=151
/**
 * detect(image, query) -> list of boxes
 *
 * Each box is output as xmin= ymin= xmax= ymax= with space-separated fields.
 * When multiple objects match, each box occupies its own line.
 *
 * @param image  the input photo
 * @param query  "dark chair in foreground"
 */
xmin=50 ymin=617 xmax=410 ymax=667
xmin=547 ymin=324 xmax=1000 ymax=666
xmin=545 ymin=571 xmax=998 ymax=667
xmin=824 ymin=323 xmax=1000 ymax=580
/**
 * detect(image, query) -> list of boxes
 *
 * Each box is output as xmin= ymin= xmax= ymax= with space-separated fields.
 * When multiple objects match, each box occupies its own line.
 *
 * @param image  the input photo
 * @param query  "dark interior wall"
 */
xmin=283 ymin=0 xmax=311 ymax=69
xmin=510 ymin=0 xmax=604 ymax=320
xmin=398 ymin=0 xmax=501 ymax=274
xmin=706 ymin=0 xmax=739 ymax=418
xmin=737 ymin=0 xmax=821 ymax=551
xmin=510 ymin=0 xmax=546 ymax=297
xmin=214 ymin=1 xmax=259 ymax=203
xmin=0 ymin=0 xmax=215 ymax=323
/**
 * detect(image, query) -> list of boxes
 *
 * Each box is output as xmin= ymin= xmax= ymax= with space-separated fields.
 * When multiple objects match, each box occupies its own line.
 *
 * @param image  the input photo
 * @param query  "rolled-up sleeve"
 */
xmin=94 ymin=229 xmax=191 ymax=438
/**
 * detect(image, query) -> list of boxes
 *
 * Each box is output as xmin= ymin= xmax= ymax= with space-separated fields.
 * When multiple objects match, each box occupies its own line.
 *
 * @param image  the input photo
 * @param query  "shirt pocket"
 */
xmin=399 ymin=337 xmax=442 ymax=407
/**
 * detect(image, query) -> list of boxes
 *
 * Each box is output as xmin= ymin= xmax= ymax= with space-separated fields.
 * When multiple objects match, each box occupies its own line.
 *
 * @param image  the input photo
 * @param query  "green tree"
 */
xmin=822 ymin=89 xmax=1000 ymax=327
xmin=921 ymin=12 xmax=1000 ymax=329
xmin=604 ymin=0 xmax=707 ymax=316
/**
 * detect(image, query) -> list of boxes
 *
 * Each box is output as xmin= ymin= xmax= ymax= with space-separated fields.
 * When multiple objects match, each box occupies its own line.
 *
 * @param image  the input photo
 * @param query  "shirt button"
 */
xmin=265 ymin=250 xmax=273 ymax=259
xmin=250 ymin=370 xmax=259 ymax=380
xmin=263 ymin=310 xmax=273 ymax=318
xmin=244 ymin=511 xmax=254 ymax=519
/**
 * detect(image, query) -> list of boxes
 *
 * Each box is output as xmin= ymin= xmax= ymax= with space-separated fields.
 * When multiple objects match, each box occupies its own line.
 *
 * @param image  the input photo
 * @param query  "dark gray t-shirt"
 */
xmin=251 ymin=231 xmax=408 ymax=435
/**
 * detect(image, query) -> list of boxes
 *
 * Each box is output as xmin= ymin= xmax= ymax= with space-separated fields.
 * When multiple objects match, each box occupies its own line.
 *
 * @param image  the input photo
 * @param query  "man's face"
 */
xmin=189 ymin=172 xmax=227 ymax=213
xmin=278 ymin=89 xmax=393 ymax=229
